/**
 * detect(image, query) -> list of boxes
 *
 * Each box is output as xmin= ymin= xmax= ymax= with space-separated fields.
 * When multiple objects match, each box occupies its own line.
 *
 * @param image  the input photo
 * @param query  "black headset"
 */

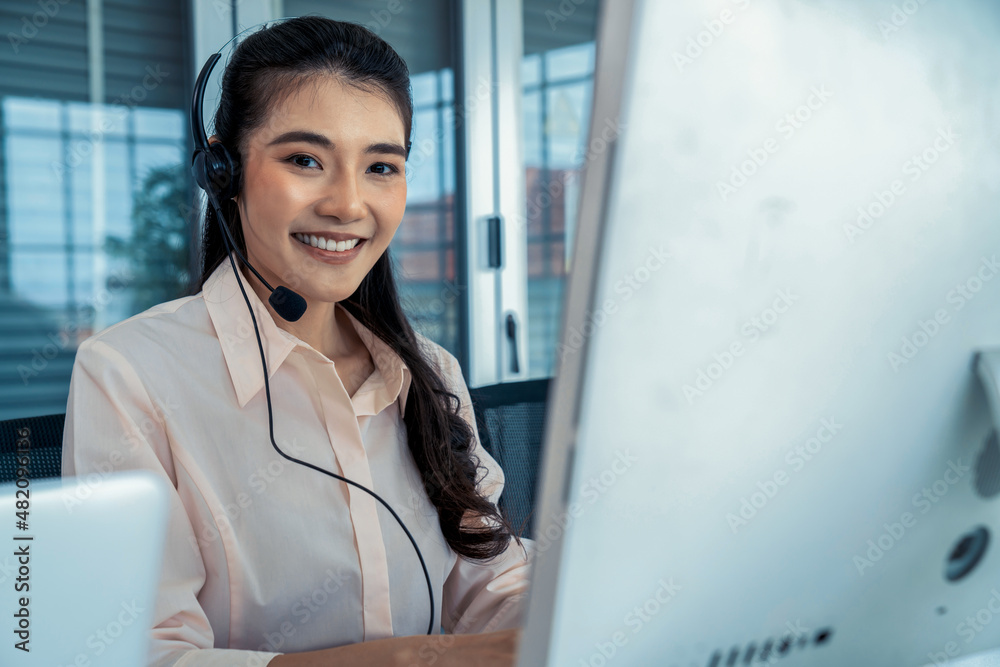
xmin=189 ymin=23 xmax=435 ymax=636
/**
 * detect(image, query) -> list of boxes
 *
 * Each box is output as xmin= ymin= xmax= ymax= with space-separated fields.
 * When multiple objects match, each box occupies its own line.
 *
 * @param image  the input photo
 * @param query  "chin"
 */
xmin=306 ymin=285 xmax=363 ymax=304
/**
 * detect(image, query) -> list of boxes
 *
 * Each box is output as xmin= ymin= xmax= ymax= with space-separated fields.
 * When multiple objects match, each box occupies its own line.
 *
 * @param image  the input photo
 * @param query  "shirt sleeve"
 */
xmin=62 ymin=337 xmax=283 ymax=667
xmin=433 ymin=348 xmax=534 ymax=635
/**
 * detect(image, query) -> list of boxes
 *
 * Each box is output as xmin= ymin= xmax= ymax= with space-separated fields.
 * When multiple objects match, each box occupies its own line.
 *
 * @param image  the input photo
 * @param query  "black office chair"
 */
xmin=469 ymin=378 xmax=551 ymax=539
xmin=0 ymin=383 xmax=554 ymax=528
xmin=0 ymin=413 xmax=65 ymax=483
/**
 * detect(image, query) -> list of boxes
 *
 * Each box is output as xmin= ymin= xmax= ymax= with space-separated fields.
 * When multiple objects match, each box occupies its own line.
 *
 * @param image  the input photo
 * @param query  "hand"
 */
xmin=390 ymin=628 xmax=522 ymax=667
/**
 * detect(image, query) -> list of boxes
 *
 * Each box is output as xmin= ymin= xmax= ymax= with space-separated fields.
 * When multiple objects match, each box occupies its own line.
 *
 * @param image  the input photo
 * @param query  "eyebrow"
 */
xmin=266 ymin=130 xmax=407 ymax=158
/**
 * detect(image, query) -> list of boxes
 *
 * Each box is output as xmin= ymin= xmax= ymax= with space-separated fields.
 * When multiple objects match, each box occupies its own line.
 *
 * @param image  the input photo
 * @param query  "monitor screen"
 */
xmin=520 ymin=1 xmax=1000 ymax=665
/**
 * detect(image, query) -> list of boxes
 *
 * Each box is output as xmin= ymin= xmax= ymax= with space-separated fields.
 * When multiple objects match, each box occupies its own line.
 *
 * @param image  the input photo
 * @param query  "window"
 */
xmin=0 ymin=0 xmax=192 ymax=419
xmin=522 ymin=0 xmax=600 ymax=378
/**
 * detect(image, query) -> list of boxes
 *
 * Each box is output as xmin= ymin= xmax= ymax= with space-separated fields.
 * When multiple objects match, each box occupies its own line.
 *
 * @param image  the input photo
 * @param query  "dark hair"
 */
xmin=193 ymin=16 xmax=516 ymax=560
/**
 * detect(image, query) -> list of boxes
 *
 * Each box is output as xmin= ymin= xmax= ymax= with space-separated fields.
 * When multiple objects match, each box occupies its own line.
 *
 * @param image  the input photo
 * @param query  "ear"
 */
xmin=208 ymin=133 xmax=220 ymax=145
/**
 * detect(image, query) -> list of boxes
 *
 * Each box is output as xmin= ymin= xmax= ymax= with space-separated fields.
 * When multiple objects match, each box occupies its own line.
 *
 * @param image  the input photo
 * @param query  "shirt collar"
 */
xmin=202 ymin=253 xmax=411 ymax=417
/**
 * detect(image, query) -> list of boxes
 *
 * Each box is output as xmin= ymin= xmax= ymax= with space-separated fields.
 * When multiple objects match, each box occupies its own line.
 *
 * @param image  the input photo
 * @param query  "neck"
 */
xmin=238 ymin=261 xmax=354 ymax=361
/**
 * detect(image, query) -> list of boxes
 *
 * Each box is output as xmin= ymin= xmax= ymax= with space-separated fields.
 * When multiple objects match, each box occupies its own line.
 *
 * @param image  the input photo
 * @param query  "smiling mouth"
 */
xmin=292 ymin=233 xmax=363 ymax=253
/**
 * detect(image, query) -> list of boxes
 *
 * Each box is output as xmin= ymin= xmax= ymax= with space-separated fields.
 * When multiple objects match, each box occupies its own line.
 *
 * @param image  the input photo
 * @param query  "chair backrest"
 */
xmin=469 ymin=378 xmax=551 ymax=539
xmin=0 ymin=413 xmax=65 ymax=483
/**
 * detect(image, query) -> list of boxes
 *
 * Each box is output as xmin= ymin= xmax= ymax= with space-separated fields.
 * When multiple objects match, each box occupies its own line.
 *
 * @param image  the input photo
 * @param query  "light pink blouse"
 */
xmin=61 ymin=255 xmax=532 ymax=666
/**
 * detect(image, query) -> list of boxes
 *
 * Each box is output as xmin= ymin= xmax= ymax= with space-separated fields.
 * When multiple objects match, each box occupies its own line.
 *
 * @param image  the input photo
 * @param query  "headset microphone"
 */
xmin=189 ymin=24 xmax=435 ymax=636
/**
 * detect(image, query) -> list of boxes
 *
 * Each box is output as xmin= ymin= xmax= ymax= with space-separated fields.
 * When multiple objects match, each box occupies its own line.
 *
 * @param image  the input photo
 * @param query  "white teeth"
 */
xmin=294 ymin=233 xmax=362 ymax=252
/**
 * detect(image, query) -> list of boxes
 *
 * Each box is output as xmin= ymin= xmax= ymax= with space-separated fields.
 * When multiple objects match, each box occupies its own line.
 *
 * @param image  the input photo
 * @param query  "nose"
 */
xmin=316 ymin=170 xmax=367 ymax=222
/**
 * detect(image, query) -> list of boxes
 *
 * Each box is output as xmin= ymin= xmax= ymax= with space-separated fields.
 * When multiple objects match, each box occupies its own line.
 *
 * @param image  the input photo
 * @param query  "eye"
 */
xmin=368 ymin=162 xmax=400 ymax=177
xmin=286 ymin=154 xmax=320 ymax=169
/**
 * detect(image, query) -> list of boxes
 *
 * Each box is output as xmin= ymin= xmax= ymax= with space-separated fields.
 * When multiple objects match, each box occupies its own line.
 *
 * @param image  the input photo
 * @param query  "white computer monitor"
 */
xmin=519 ymin=1 xmax=1000 ymax=665
xmin=0 ymin=471 xmax=169 ymax=666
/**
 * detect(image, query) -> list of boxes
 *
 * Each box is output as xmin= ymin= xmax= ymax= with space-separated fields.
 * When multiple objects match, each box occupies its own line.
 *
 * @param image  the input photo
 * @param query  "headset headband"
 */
xmin=190 ymin=19 xmax=293 ymax=156
xmin=190 ymin=17 xmax=413 ymax=167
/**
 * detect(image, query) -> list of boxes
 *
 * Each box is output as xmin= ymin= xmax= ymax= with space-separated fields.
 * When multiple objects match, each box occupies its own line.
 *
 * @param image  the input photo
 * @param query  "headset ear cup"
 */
xmin=224 ymin=151 xmax=241 ymax=200
xmin=191 ymin=148 xmax=211 ymax=194
xmin=192 ymin=143 xmax=240 ymax=201
xmin=209 ymin=143 xmax=240 ymax=201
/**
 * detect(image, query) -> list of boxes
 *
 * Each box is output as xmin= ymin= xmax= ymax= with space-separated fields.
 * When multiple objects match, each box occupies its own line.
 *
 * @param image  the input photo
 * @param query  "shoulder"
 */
xmin=413 ymin=330 xmax=463 ymax=382
xmin=411 ymin=331 xmax=505 ymax=498
xmin=413 ymin=329 xmax=453 ymax=364
xmin=75 ymin=292 xmax=213 ymax=372
xmin=86 ymin=292 xmax=205 ymax=343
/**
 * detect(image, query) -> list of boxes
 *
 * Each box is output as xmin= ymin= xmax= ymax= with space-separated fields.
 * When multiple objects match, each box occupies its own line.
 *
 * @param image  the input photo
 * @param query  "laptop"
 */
xmin=518 ymin=0 xmax=1000 ymax=665
xmin=0 ymin=471 xmax=169 ymax=666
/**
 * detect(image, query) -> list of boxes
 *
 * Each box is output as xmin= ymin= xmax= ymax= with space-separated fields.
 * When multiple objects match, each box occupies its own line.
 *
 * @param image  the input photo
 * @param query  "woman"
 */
xmin=62 ymin=16 xmax=531 ymax=667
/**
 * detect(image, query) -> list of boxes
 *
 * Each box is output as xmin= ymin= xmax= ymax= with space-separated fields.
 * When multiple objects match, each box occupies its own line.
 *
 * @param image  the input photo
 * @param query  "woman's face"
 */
xmin=233 ymin=74 xmax=408 ymax=305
